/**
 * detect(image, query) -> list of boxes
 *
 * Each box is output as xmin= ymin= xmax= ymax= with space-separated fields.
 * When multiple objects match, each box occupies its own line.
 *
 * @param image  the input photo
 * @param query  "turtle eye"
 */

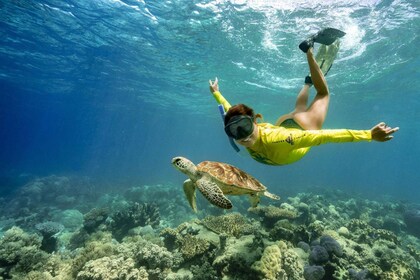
xmin=174 ymin=158 xmax=183 ymax=167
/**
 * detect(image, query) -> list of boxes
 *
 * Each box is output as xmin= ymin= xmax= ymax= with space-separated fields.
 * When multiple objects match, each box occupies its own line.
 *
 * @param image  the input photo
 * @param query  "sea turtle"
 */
xmin=171 ymin=156 xmax=280 ymax=212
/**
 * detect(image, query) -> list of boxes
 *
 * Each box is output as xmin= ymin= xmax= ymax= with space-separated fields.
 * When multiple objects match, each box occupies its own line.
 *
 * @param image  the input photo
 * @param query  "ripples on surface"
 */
xmin=0 ymin=0 xmax=418 ymax=111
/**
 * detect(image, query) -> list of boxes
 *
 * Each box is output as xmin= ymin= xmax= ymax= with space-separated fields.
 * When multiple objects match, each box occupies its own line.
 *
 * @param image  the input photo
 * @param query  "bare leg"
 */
xmin=294 ymin=48 xmax=330 ymax=130
xmin=295 ymin=84 xmax=311 ymax=112
xmin=275 ymin=84 xmax=311 ymax=126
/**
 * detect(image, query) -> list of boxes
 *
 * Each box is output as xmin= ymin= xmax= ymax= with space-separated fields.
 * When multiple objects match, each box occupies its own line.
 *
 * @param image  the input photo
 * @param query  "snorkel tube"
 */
xmin=218 ymin=105 xmax=241 ymax=152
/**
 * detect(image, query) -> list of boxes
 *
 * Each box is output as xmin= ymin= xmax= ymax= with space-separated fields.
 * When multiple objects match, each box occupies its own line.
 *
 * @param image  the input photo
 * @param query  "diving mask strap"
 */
xmin=218 ymin=105 xmax=240 ymax=153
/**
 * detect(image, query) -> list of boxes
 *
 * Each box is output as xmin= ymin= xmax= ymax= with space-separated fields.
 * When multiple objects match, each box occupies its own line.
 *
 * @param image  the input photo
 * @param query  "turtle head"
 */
xmin=172 ymin=156 xmax=197 ymax=176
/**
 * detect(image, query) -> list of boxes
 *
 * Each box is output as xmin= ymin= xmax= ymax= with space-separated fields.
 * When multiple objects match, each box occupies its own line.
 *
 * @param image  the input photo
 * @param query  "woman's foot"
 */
xmin=299 ymin=39 xmax=314 ymax=53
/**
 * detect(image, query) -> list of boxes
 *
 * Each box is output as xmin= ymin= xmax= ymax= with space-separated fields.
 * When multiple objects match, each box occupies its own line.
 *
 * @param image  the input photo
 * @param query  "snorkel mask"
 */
xmin=224 ymin=115 xmax=254 ymax=140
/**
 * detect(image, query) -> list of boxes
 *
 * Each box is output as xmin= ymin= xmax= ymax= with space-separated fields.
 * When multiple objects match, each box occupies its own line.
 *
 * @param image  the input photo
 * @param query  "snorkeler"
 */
xmin=209 ymin=31 xmax=399 ymax=166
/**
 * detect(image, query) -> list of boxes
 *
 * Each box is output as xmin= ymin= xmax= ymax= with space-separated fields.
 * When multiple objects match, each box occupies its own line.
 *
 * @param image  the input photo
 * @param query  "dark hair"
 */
xmin=224 ymin=104 xmax=262 ymax=125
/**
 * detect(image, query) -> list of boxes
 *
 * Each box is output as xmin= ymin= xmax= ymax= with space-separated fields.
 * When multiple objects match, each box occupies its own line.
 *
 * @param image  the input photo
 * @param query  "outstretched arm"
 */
xmin=209 ymin=77 xmax=219 ymax=93
xmin=209 ymin=77 xmax=231 ymax=111
xmin=370 ymin=122 xmax=399 ymax=142
xmin=267 ymin=122 xmax=399 ymax=150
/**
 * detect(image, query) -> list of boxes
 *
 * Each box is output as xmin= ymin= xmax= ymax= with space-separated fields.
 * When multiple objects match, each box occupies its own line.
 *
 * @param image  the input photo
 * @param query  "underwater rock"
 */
xmin=303 ymin=265 xmax=325 ymax=280
xmin=35 ymin=221 xmax=64 ymax=253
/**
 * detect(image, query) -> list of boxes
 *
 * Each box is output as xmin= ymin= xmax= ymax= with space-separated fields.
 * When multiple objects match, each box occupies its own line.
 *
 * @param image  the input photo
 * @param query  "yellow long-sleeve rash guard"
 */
xmin=212 ymin=90 xmax=372 ymax=165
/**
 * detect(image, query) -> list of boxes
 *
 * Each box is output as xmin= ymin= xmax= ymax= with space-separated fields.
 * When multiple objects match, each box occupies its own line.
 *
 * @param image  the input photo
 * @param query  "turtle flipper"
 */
xmin=196 ymin=178 xmax=233 ymax=209
xmin=248 ymin=194 xmax=261 ymax=208
xmin=183 ymin=179 xmax=198 ymax=212
xmin=263 ymin=191 xmax=280 ymax=200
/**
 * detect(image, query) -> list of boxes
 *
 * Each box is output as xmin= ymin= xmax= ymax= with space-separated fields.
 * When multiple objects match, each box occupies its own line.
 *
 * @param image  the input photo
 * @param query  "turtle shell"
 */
xmin=197 ymin=161 xmax=266 ymax=192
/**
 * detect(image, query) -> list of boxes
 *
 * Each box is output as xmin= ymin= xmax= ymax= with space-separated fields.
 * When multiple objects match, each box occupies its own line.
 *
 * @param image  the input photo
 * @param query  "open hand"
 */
xmin=371 ymin=122 xmax=399 ymax=142
xmin=209 ymin=77 xmax=219 ymax=93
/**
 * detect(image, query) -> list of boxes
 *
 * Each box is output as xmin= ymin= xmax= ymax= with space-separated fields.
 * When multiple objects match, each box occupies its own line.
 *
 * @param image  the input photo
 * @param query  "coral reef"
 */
xmin=82 ymin=208 xmax=109 ymax=234
xmin=0 ymin=227 xmax=50 ymax=278
xmin=309 ymin=245 xmax=329 ymax=265
xmin=319 ymin=235 xmax=343 ymax=257
xmin=252 ymin=243 xmax=282 ymax=279
xmin=249 ymin=205 xmax=299 ymax=227
xmin=303 ymin=265 xmax=325 ymax=280
xmin=200 ymin=213 xmax=255 ymax=238
xmin=35 ymin=221 xmax=64 ymax=253
xmin=213 ymin=234 xmax=260 ymax=278
xmin=403 ymin=208 xmax=420 ymax=238
xmin=176 ymin=234 xmax=211 ymax=261
xmin=110 ymin=202 xmax=160 ymax=241
xmin=0 ymin=176 xmax=419 ymax=279
xmin=52 ymin=209 xmax=84 ymax=231
xmin=76 ymin=257 xmax=148 ymax=280
xmin=252 ymin=241 xmax=304 ymax=280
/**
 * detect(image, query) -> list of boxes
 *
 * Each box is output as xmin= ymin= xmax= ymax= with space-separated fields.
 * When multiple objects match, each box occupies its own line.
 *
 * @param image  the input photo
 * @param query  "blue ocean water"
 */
xmin=0 ymin=0 xmax=419 ymax=203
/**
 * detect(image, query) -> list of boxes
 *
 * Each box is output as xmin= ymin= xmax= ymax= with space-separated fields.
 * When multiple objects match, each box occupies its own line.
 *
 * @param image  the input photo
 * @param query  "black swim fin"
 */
xmin=312 ymin=27 xmax=346 ymax=45
xmin=299 ymin=27 xmax=346 ymax=53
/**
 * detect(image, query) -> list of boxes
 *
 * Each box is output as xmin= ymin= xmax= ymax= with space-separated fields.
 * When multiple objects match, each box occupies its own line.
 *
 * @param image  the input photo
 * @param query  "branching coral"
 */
xmin=110 ymin=202 xmax=160 ymax=241
xmin=132 ymin=240 xmax=175 ymax=279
